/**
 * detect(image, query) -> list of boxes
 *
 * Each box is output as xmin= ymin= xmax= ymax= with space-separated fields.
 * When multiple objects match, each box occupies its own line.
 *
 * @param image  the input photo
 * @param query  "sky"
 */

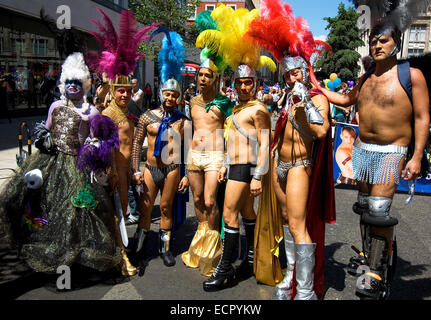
xmin=284 ymin=0 xmax=354 ymax=40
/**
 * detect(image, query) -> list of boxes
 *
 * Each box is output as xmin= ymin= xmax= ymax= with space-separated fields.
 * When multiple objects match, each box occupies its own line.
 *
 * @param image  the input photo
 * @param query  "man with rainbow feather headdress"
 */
xmin=247 ymin=0 xmax=336 ymax=300
xmin=196 ymin=4 xmax=283 ymax=292
xmin=181 ymin=10 xmax=233 ymax=277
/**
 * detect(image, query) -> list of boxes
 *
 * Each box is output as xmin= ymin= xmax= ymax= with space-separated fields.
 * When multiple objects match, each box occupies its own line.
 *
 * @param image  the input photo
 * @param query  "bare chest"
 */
xmin=146 ymin=119 xmax=183 ymax=138
xmin=191 ymin=106 xmax=224 ymax=129
xmin=358 ymin=73 xmax=406 ymax=109
xmin=117 ymin=119 xmax=134 ymax=140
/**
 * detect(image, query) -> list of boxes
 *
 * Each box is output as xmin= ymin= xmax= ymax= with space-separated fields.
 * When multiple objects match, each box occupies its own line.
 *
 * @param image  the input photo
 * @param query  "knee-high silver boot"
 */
xmin=273 ymin=225 xmax=295 ymax=300
xmin=294 ymin=243 xmax=317 ymax=300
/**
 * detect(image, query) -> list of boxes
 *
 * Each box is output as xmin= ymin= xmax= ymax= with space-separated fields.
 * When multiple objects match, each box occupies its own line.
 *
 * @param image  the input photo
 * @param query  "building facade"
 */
xmin=0 ymin=0 xmax=135 ymax=111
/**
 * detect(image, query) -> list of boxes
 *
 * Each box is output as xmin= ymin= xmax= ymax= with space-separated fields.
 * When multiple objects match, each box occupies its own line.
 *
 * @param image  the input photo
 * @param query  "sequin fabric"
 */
xmin=0 ymin=106 xmax=121 ymax=273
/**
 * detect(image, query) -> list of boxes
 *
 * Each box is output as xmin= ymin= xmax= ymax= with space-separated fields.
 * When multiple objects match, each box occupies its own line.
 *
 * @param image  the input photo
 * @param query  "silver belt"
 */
xmin=354 ymin=140 xmax=408 ymax=154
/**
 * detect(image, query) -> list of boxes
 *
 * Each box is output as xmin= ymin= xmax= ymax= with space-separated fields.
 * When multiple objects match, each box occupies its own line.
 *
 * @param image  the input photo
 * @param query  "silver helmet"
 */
xmin=280 ymin=56 xmax=308 ymax=83
xmin=159 ymin=78 xmax=182 ymax=104
xmin=234 ymin=64 xmax=258 ymax=95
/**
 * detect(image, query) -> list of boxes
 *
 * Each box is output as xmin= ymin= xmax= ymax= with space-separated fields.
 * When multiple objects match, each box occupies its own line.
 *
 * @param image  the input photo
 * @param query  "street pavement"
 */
xmin=0 ymin=115 xmax=430 ymax=301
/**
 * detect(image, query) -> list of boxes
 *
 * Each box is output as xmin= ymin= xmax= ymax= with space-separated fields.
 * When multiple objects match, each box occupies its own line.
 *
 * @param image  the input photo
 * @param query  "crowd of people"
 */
xmin=0 ymin=70 xmax=60 ymax=111
xmin=0 ymin=0 xmax=429 ymax=302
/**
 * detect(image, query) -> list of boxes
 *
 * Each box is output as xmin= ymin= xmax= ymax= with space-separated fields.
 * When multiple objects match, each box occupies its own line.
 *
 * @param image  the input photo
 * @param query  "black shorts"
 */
xmin=228 ymin=164 xmax=256 ymax=184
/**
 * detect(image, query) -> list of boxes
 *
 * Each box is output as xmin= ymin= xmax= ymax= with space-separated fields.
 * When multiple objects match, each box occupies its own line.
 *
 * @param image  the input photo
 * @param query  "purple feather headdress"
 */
xmin=86 ymin=8 xmax=162 ymax=80
xmin=77 ymin=114 xmax=120 ymax=173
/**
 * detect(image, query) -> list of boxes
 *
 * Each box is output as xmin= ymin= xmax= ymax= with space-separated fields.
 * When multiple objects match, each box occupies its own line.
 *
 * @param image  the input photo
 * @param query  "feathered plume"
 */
xmin=86 ymin=9 xmax=162 ymax=79
xmin=77 ymin=115 xmax=120 ymax=173
xmin=352 ymin=0 xmax=431 ymax=31
xmin=155 ymin=30 xmax=186 ymax=83
xmin=196 ymin=10 xmax=219 ymax=33
xmin=197 ymin=4 xmax=276 ymax=72
xmin=247 ymin=0 xmax=331 ymax=84
xmin=195 ymin=10 xmax=228 ymax=73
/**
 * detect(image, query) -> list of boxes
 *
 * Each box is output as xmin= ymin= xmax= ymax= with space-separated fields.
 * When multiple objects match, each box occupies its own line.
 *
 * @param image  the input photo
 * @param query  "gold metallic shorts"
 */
xmin=186 ymin=150 xmax=224 ymax=172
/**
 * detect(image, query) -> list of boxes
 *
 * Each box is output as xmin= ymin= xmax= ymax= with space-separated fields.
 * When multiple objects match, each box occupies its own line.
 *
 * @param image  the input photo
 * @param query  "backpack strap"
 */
xmin=397 ymin=60 xmax=413 ymax=105
xmin=359 ymin=61 xmax=413 ymax=105
xmin=358 ymin=64 xmax=376 ymax=90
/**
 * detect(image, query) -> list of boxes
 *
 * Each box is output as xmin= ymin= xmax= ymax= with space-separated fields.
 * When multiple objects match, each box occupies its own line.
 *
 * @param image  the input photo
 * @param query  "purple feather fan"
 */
xmin=77 ymin=114 xmax=120 ymax=173
xmin=86 ymin=9 xmax=162 ymax=80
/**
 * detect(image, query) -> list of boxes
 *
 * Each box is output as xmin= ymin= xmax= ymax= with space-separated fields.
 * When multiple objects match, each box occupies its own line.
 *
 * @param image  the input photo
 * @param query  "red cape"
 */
xmin=274 ymin=89 xmax=336 ymax=300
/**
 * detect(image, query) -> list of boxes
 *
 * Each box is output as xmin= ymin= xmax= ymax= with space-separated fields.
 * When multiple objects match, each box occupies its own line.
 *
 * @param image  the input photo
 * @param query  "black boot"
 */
xmin=203 ymin=226 xmax=238 ymax=292
xmin=159 ymin=229 xmax=176 ymax=267
xmin=131 ymin=228 xmax=148 ymax=265
xmin=235 ymin=218 xmax=255 ymax=280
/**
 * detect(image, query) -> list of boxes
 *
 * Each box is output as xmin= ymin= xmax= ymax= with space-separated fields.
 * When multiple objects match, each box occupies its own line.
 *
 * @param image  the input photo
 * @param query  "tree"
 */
xmin=315 ymin=3 xmax=364 ymax=82
xmin=130 ymin=0 xmax=201 ymax=59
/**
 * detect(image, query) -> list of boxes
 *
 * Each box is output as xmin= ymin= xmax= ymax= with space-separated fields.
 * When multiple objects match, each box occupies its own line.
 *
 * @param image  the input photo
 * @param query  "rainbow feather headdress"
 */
xmin=195 ymin=10 xmax=227 ymax=76
xmin=86 ymin=9 xmax=161 ymax=89
xmin=149 ymin=28 xmax=186 ymax=101
xmin=247 ymin=0 xmax=331 ymax=85
xmin=196 ymin=4 xmax=276 ymax=82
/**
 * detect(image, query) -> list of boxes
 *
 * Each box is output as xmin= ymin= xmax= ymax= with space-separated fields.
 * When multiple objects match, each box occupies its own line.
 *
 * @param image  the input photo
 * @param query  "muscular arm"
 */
xmin=277 ymin=91 xmax=287 ymax=107
xmin=318 ymin=76 xmax=363 ymax=107
xmin=253 ymin=106 xmax=272 ymax=176
xmin=131 ymin=114 xmax=148 ymax=173
xmin=306 ymin=94 xmax=331 ymax=139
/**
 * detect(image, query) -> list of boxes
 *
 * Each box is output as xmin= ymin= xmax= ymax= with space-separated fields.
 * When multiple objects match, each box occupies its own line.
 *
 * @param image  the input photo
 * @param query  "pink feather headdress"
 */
xmin=86 ymin=8 xmax=162 ymax=81
xmin=247 ymin=0 xmax=331 ymax=85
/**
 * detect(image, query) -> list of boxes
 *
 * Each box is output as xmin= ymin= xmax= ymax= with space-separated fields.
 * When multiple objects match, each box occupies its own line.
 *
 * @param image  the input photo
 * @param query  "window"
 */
xmin=32 ymin=39 xmax=48 ymax=56
xmin=409 ymin=26 xmax=427 ymax=42
xmin=408 ymin=48 xmax=424 ymax=57
xmin=188 ymin=5 xmax=197 ymax=20
xmin=205 ymin=5 xmax=215 ymax=12
xmin=12 ymin=39 xmax=25 ymax=55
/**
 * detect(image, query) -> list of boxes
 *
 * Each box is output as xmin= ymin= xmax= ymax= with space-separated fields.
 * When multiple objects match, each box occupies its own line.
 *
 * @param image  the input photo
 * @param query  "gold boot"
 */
xmin=182 ymin=221 xmax=209 ymax=268
xmin=114 ymin=215 xmax=137 ymax=276
xmin=120 ymin=246 xmax=137 ymax=276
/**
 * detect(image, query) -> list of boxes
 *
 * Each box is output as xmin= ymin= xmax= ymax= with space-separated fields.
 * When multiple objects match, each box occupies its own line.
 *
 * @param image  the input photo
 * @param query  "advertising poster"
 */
xmin=333 ymin=123 xmax=431 ymax=194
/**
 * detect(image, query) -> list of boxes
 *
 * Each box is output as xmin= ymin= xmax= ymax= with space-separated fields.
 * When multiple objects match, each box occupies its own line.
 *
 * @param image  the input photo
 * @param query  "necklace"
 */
xmin=105 ymin=100 xmax=129 ymax=126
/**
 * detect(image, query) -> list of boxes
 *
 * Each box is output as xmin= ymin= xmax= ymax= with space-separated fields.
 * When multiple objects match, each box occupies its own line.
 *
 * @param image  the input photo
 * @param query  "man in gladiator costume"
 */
xmin=197 ymin=4 xmax=279 ymax=292
xmin=248 ymin=0 xmax=336 ymax=300
xmin=181 ymin=10 xmax=233 ymax=277
xmin=131 ymin=31 xmax=189 ymax=267
xmin=317 ymin=0 xmax=430 ymax=299
xmin=87 ymin=8 xmax=160 ymax=276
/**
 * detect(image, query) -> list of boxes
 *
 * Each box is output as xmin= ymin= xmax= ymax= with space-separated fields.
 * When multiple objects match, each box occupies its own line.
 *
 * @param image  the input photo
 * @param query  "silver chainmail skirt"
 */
xmin=352 ymin=140 xmax=407 ymax=185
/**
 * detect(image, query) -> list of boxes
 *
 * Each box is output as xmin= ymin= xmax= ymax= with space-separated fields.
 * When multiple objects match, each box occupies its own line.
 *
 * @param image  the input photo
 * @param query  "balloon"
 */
xmin=334 ymin=78 xmax=341 ymax=88
xmin=330 ymin=73 xmax=338 ymax=82
xmin=327 ymin=81 xmax=335 ymax=91
xmin=347 ymin=81 xmax=354 ymax=87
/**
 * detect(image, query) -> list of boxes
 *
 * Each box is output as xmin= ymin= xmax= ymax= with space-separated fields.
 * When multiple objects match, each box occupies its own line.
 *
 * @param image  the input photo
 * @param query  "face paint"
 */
xmin=65 ymin=79 xmax=84 ymax=101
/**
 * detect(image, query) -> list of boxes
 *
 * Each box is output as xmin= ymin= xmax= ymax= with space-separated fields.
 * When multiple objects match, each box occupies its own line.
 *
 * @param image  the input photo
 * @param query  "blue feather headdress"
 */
xmin=153 ymin=29 xmax=186 ymax=84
